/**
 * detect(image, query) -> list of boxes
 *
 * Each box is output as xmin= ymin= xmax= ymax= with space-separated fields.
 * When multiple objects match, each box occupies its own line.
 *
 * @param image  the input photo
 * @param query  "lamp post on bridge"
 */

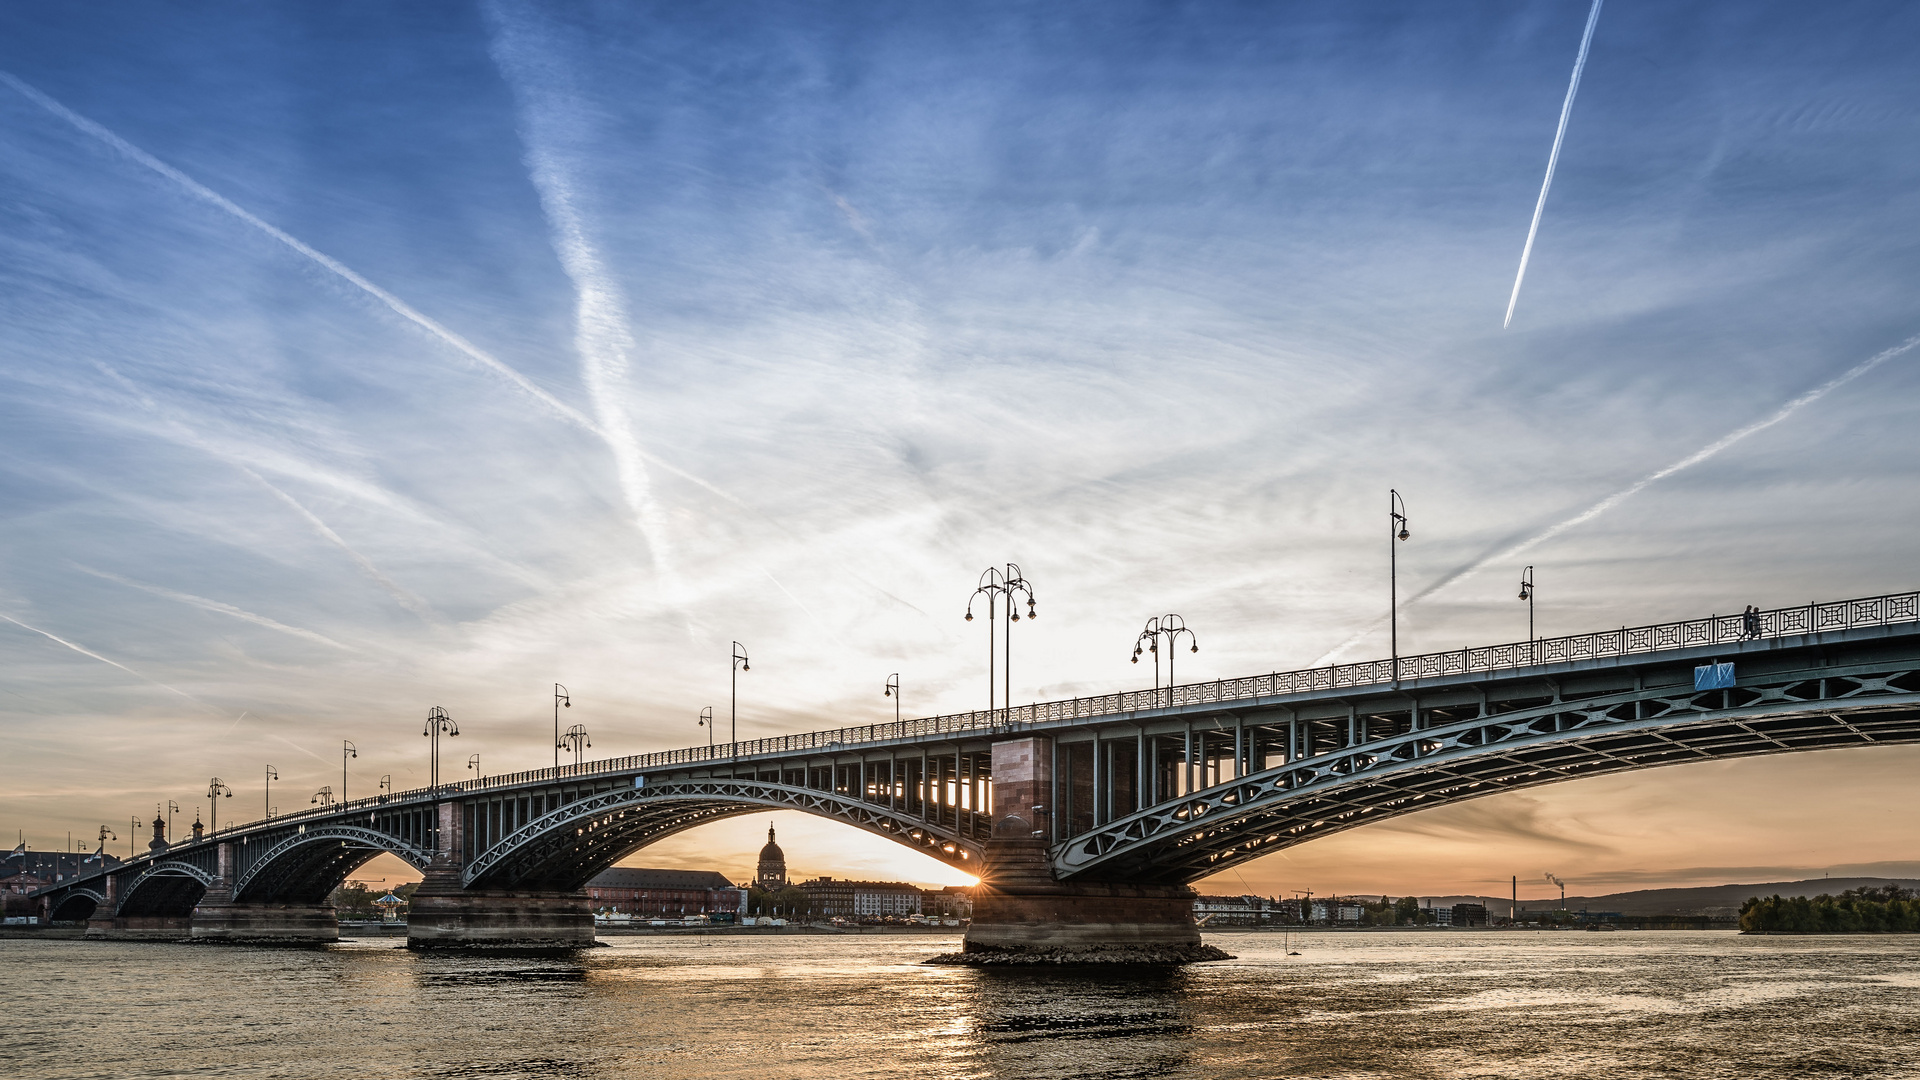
xmin=553 ymin=684 xmax=571 ymax=771
xmin=423 ymin=706 xmax=459 ymax=788
xmin=130 ymin=816 xmax=140 ymax=859
xmin=264 ymin=765 xmax=279 ymax=819
xmin=884 ymin=674 xmax=900 ymax=724
xmin=342 ymin=740 xmax=357 ymax=805
xmin=965 ymin=564 xmax=1038 ymax=727
xmin=378 ymin=774 xmax=392 ymax=802
xmin=1389 ymin=489 xmax=1412 ymax=686
xmin=207 ymin=778 xmax=232 ymax=833
xmin=731 ymin=642 xmax=751 ymax=753
xmin=560 ymin=724 xmax=591 ymax=768
xmin=311 ymin=787 xmax=334 ymax=808
xmin=698 ymin=706 xmax=714 ymax=750
xmin=467 ymin=754 xmax=482 ymax=782
xmin=1518 ymin=565 xmax=1536 ymax=660
xmin=166 ymin=800 xmax=179 ymax=843
xmin=1132 ymin=615 xmax=1198 ymax=709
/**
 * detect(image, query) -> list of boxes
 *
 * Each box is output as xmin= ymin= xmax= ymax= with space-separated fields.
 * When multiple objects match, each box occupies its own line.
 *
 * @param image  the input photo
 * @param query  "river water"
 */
xmin=4 ymin=930 xmax=1917 ymax=1079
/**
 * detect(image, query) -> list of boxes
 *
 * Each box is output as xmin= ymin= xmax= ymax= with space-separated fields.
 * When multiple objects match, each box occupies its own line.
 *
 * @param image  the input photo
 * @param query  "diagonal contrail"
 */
xmin=237 ymin=466 xmax=439 ymax=622
xmin=1310 ymin=330 xmax=1920 ymax=664
xmin=1503 ymin=0 xmax=1605 ymax=329
xmin=0 ymin=611 xmax=218 ymax=712
xmin=71 ymin=564 xmax=353 ymax=651
xmin=0 ymin=69 xmax=598 ymax=434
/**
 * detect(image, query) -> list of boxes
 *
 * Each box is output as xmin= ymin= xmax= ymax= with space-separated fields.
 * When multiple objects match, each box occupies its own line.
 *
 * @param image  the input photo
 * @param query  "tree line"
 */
xmin=1739 ymin=885 xmax=1920 ymax=933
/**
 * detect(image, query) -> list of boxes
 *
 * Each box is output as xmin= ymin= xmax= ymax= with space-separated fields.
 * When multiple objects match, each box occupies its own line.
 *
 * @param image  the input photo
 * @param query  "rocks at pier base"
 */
xmin=952 ymin=834 xmax=1228 ymax=965
xmin=926 ymin=942 xmax=1233 ymax=966
xmin=405 ymin=882 xmax=595 ymax=950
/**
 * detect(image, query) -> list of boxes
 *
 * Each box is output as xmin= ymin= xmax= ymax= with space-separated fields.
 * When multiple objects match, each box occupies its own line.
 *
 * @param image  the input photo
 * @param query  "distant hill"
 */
xmin=1410 ymin=878 xmax=1920 ymax=918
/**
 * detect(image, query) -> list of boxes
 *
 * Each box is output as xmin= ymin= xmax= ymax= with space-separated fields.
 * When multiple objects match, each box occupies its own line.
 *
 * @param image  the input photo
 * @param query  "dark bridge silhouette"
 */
xmin=36 ymin=591 xmax=1920 ymax=960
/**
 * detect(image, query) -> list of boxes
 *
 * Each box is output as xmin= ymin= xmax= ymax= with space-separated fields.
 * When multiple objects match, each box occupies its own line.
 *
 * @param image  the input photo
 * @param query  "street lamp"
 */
xmin=423 ymin=706 xmax=459 ymax=788
xmin=698 ymin=706 xmax=714 ymax=749
xmin=207 ymin=778 xmax=232 ymax=833
xmin=311 ymin=786 xmax=334 ymax=808
xmin=467 ymin=754 xmax=482 ymax=782
xmin=166 ymin=800 xmax=180 ymax=843
xmin=131 ymin=816 xmax=140 ymax=859
xmin=731 ymin=642 xmax=751 ymax=752
xmin=553 ymin=684 xmax=571 ymax=771
xmin=965 ymin=564 xmax=1038 ymax=726
xmin=264 ymin=765 xmax=279 ymax=819
xmin=1131 ymin=614 xmax=1199 ymax=708
xmin=561 ymin=724 xmax=591 ymax=768
xmin=342 ymin=740 xmax=357 ymax=805
xmin=93 ymin=825 xmax=116 ymax=862
xmin=378 ymin=774 xmax=392 ymax=802
xmin=884 ymin=674 xmax=900 ymax=725
xmin=1520 ymin=564 xmax=1536 ymax=645
xmin=1389 ymin=489 xmax=1411 ymax=685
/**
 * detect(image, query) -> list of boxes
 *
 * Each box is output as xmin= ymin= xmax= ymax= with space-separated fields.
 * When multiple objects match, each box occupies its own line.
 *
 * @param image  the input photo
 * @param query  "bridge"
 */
xmin=34 ymin=591 xmax=1920 ymax=960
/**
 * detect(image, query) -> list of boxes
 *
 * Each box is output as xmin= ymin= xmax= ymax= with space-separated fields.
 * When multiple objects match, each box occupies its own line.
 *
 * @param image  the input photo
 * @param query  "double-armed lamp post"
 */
xmin=552 ymin=684 xmax=571 ymax=770
xmin=264 ymin=765 xmax=278 ymax=819
xmin=423 ymin=706 xmax=459 ymax=788
xmin=966 ymin=564 xmax=1038 ymax=726
xmin=1132 ymin=614 xmax=1199 ymax=708
xmin=560 ymin=724 xmax=591 ymax=768
xmin=206 ymin=778 xmax=232 ymax=833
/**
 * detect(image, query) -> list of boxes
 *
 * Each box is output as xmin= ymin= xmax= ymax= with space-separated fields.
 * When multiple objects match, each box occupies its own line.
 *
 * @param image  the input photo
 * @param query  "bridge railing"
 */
xmin=203 ymin=589 xmax=1919 ymax=836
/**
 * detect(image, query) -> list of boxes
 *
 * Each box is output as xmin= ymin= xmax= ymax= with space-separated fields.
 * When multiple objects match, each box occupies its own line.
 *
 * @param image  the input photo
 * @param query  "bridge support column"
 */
xmin=406 ymin=799 xmax=593 ymax=950
xmin=192 ymin=895 xmax=339 ymax=942
xmin=937 ymin=736 xmax=1229 ymax=965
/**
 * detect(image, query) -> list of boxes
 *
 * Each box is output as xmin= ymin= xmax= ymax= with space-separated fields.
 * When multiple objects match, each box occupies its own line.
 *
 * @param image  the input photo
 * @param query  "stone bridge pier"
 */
xmin=948 ymin=736 xmax=1226 ymax=965
xmin=407 ymin=800 xmax=594 ymax=949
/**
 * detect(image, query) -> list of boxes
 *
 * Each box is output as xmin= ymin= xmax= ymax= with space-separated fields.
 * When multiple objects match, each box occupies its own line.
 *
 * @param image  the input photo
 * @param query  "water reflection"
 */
xmin=2 ymin=932 xmax=1917 ymax=1079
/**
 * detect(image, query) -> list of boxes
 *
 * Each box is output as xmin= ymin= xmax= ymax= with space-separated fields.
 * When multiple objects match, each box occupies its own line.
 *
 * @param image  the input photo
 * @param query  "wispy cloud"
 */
xmin=0 ymin=611 xmax=218 ymax=714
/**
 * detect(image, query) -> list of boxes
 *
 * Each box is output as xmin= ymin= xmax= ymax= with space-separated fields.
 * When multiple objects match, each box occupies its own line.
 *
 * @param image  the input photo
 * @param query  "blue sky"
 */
xmin=3 ymin=1 xmax=1919 ymax=893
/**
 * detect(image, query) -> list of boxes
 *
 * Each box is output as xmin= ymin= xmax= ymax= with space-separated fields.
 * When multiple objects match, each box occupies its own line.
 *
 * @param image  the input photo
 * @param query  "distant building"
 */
xmin=797 ymin=876 xmax=921 ymax=918
xmin=1194 ymin=894 xmax=1282 ymax=925
xmin=2 ymin=848 xmax=121 ymax=886
xmin=1450 ymin=903 xmax=1489 ymax=928
xmin=920 ymin=886 xmax=972 ymax=919
xmin=756 ymin=826 xmax=787 ymax=889
xmin=586 ymin=868 xmax=748 ymax=918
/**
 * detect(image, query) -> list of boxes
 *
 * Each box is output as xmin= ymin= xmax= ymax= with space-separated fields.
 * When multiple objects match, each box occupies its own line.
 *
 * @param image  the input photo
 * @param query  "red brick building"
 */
xmin=585 ymin=867 xmax=747 ymax=917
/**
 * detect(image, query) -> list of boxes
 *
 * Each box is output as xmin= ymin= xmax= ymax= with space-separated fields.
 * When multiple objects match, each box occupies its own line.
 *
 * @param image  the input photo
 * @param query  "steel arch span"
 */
xmin=465 ymin=779 xmax=981 ymax=891
xmin=233 ymin=827 xmax=435 ymax=904
xmin=1056 ymin=658 xmax=1920 ymax=884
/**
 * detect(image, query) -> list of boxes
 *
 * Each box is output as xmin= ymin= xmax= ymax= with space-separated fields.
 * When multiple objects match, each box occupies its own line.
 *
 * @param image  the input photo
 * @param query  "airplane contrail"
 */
xmin=238 ymin=466 xmax=439 ymax=622
xmin=0 ymin=611 xmax=216 ymax=712
xmin=485 ymin=5 xmax=675 ymax=577
xmin=1310 ymin=330 xmax=1920 ymax=664
xmin=71 ymin=564 xmax=353 ymax=651
xmin=0 ymin=71 xmax=598 ymax=434
xmin=1503 ymin=0 xmax=1605 ymax=329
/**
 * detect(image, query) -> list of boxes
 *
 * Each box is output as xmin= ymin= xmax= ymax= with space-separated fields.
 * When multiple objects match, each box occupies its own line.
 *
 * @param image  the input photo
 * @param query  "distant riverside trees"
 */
xmin=1740 ymin=885 xmax=1920 ymax=933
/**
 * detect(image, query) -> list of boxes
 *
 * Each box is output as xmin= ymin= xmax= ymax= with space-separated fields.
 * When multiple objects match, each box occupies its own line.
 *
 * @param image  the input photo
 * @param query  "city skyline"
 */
xmin=5 ymin=2 xmax=1920 ymax=898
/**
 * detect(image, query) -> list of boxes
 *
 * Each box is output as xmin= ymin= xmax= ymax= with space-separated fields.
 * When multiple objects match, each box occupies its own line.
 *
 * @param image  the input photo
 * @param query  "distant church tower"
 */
xmin=756 ymin=824 xmax=787 ymax=889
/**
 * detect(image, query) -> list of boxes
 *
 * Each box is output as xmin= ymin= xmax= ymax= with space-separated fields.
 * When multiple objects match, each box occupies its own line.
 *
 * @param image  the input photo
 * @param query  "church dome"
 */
xmin=759 ymin=826 xmax=784 ymax=863
xmin=755 ymin=824 xmax=787 ymax=887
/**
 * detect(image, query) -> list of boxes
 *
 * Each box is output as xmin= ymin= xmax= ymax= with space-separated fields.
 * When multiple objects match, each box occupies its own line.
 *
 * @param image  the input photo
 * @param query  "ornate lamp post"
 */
xmin=310 ymin=787 xmax=334 ymax=808
xmin=884 ymin=674 xmax=900 ymax=724
xmin=130 ymin=816 xmax=140 ymax=859
xmin=423 ymin=706 xmax=459 ymax=788
xmin=378 ymin=774 xmax=392 ymax=801
xmin=207 ymin=778 xmax=232 ymax=833
xmin=467 ymin=754 xmax=482 ymax=782
xmin=1131 ymin=614 xmax=1199 ymax=708
xmin=264 ymin=765 xmax=279 ymax=819
xmin=1389 ymin=489 xmax=1412 ymax=685
xmin=166 ymin=800 xmax=180 ymax=843
xmin=342 ymin=741 xmax=357 ymax=805
xmin=560 ymin=724 xmax=591 ymax=768
xmin=552 ymin=684 xmax=572 ymax=770
xmin=731 ymin=642 xmax=751 ymax=751
xmin=698 ymin=706 xmax=714 ymax=750
xmin=965 ymin=564 xmax=1038 ymax=726
xmin=1518 ymin=565 xmax=1536 ymax=656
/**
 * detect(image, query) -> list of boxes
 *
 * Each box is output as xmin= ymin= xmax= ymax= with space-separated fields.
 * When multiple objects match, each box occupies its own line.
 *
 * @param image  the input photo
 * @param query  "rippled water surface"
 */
xmin=5 ymin=930 xmax=1919 ymax=1079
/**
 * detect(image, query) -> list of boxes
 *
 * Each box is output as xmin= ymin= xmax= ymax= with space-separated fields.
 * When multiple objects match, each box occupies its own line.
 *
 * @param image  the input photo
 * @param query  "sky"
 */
xmin=3 ymin=0 xmax=1919 ymax=900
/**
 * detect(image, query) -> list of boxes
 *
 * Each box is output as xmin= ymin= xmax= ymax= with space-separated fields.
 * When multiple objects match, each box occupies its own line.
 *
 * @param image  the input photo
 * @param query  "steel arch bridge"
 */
xmin=33 ymin=590 xmax=1920 ymax=943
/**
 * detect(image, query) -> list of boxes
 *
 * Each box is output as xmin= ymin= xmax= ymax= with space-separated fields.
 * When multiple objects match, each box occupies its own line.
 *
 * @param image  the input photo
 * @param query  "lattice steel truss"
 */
xmin=1058 ymin=660 xmax=1920 ymax=883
